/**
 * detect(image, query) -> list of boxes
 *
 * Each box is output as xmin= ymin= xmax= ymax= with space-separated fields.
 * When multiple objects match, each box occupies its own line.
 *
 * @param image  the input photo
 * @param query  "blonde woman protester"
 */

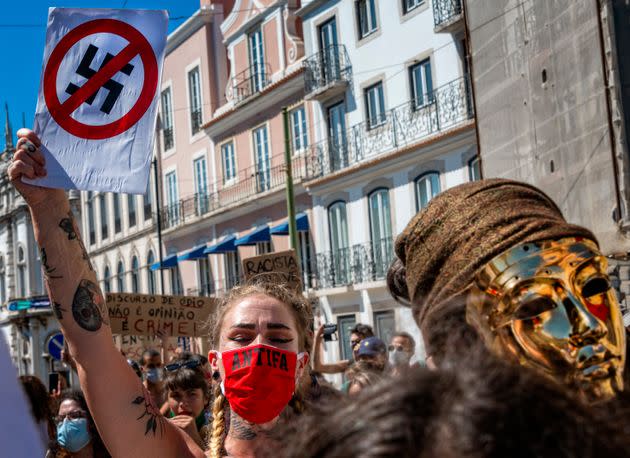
xmin=9 ymin=129 xmax=311 ymax=458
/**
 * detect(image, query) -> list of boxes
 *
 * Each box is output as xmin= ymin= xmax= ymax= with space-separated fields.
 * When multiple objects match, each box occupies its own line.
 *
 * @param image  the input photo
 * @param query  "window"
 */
xmin=143 ymin=178 xmax=153 ymax=221
xmin=409 ymin=59 xmax=433 ymax=109
xmin=165 ymin=171 xmax=179 ymax=225
xmin=356 ymin=0 xmax=378 ymax=39
xmin=116 ymin=261 xmax=125 ymax=292
xmin=248 ymin=27 xmax=266 ymax=93
xmin=85 ymin=192 xmax=96 ymax=245
xmin=147 ymin=251 xmax=156 ymax=294
xmin=327 ymin=102 xmax=348 ymax=170
xmin=368 ymin=189 xmax=393 ymax=278
xmin=253 ymin=126 xmax=271 ymax=192
xmin=170 ymin=266 xmax=183 ymax=295
xmin=131 ymin=256 xmax=139 ymax=293
xmin=374 ymin=310 xmax=396 ymax=344
xmin=100 ymin=194 xmax=109 ymax=241
xmin=224 ymin=252 xmax=241 ymax=290
xmin=17 ymin=246 xmax=26 ymax=297
xmin=337 ymin=315 xmax=357 ymax=361
xmin=161 ymin=87 xmax=174 ymax=151
xmin=103 ymin=265 xmax=111 ymax=294
xmin=364 ymin=82 xmax=386 ymax=128
xmin=193 ymin=156 xmax=209 ymax=214
xmin=188 ymin=67 xmax=202 ymax=135
xmin=113 ymin=194 xmax=122 ymax=234
xmin=403 ymin=0 xmax=424 ymax=14
xmin=469 ymin=156 xmax=481 ymax=181
xmin=256 ymin=241 xmax=273 ymax=255
xmin=222 ymin=141 xmax=237 ymax=184
xmin=128 ymin=194 xmax=136 ymax=228
xmin=290 ymin=106 xmax=308 ymax=153
xmin=0 ymin=256 xmax=5 ymax=304
xmin=328 ymin=201 xmax=350 ymax=286
xmin=415 ymin=172 xmax=441 ymax=210
xmin=298 ymin=231 xmax=313 ymax=289
xmin=198 ymin=258 xmax=213 ymax=296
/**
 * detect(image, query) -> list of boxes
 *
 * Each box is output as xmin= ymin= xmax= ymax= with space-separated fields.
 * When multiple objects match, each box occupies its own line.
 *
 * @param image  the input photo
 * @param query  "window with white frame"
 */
xmin=100 ymin=194 xmax=109 ymax=241
xmin=131 ymin=256 xmax=139 ymax=293
xmin=403 ymin=0 xmax=424 ymax=14
xmin=224 ymin=252 xmax=241 ymax=290
xmin=113 ymin=194 xmax=122 ymax=234
xmin=147 ymin=251 xmax=156 ymax=294
xmin=17 ymin=246 xmax=26 ymax=297
xmin=368 ymin=188 xmax=393 ymax=278
xmin=469 ymin=156 xmax=481 ymax=181
xmin=161 ymin=87 xmax=174 ymax=151
xmin=103 ymin=265 xmax=111 ymax=294
xmin=116 ymin=261 xmax=125 ymax=292
xmin=409 ymin=59 xmax=433 ymax=109
xmin=290 ymin=106 xmax=308 ymax=153
xmin=194 ymin=156 xmax=208 ymax=199
xmin=188 ymin=66 xmax=203 ymax=135
xmin=253 ymin=126 xmax=271 ymax=192
xmin=364 ymin=82 xmax=386 ymax=128
xmin=128 ymin=194 xmax=136 ymax=228
xmin=356 ymin=0 xmax=378 ymax=39
xmin=198 ymin=257 xmax=213 ymax=296
xmin=221 ymin=141 xmax=237 ymax=184
xmin=248 ymin=27 xmax=266 ymax=93
xmin=165 ymin=171 xmax=179 ymax=225
xmin=415 ymin=172 xmax=441 ymax=210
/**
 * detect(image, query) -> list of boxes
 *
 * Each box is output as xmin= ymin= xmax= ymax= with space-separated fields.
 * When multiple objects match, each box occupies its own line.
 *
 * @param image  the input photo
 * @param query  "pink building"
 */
xmin=157 ymin=0 xmax=316 ymax=302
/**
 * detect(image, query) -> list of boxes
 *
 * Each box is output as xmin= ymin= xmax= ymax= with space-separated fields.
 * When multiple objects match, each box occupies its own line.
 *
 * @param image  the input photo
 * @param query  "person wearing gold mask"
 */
xmin=387 ymin=178 xmax=626 ymax=401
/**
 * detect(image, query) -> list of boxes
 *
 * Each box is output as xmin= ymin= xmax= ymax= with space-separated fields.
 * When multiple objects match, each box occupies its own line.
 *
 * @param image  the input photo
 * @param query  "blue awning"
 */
xmin=150 ymin=253 xmax=179 ymax=271
xmin=270 ymin=213 xmax=309 ymax=235
xmin=235 ymin=226 xmax=271 ymax=246
xmin=177 ymin=244 xmax=208 ymax=261
xmin=204 ymin=235 xmax=237 ymax=254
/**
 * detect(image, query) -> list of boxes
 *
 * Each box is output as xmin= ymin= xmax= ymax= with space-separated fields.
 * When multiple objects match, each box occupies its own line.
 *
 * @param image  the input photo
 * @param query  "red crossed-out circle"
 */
xmin=43 ymin=19 xmax=158 ymax=140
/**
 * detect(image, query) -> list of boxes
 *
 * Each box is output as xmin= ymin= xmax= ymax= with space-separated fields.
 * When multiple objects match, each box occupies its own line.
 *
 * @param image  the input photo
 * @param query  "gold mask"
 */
xmin=467 ymin=237 xmax=625 ymax=401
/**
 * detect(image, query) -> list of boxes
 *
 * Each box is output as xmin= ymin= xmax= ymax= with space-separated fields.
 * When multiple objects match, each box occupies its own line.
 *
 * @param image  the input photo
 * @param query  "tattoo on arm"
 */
xmin=52 ymin=302 xmax=67 ymax=320
xmin=229 ymin=414 xmax=257 ymax=441
xmin=59 ymin=210 xmax=94 ymax=272
xmin=71 ymin=279 xmax=109 ymax=331
xmin=133 ymin=389 xmax=165 ymax=437
xmin=40 ymin=247 xmax=63 ymax=279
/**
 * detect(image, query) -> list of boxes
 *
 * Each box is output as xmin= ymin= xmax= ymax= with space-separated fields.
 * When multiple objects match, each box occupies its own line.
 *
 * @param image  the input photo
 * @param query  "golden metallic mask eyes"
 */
xmin=467 ymin=237 xmax=626 ymax=402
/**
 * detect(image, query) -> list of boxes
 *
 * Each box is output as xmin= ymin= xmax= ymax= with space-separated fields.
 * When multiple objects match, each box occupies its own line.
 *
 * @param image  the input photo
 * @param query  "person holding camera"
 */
xmin=312 ymin=323 xmax=374 ymax=375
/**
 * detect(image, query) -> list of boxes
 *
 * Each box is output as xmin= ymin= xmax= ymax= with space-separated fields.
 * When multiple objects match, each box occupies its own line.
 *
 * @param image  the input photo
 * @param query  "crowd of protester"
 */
xmin=10 ymin=129 xmax=630 ymax=456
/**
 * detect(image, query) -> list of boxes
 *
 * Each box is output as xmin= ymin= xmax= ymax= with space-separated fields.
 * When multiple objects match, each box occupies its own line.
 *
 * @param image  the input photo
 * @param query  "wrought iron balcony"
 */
xmin=160 ymin=192 xmax=216 ymax=229
xmin=315 ymin=238 xmax=395 ymax=289
xmin=304 ymin=45 xmax=352 ymax=100
xmin=231 ymin=63 xmax=272 ymax=105
xmin=305 ymin=76 xmax=474 ymax=179
xmin=433 ymin=0 xmax=463 ymax=31
xmin=190 ymin=109 xmax=203 ymax=134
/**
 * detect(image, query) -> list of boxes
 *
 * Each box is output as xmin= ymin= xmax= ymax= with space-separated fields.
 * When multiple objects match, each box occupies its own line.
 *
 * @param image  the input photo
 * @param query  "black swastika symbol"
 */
xmin=65 ymin=44 xmax=135 ymax=115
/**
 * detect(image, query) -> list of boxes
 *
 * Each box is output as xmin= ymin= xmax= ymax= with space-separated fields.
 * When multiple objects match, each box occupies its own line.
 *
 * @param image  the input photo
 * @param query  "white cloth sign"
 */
xmin=29 ymin=8 xmax=167 ymax=194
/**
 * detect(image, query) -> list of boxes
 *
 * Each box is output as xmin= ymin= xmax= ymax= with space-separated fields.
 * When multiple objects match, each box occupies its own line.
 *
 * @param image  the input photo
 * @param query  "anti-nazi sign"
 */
xmin=30 ymin=8 xmax=167 ymax=194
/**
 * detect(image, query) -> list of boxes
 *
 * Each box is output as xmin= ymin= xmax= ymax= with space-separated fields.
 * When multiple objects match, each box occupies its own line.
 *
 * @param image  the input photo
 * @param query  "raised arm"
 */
xmin=312 ymin=325 xmax=351 ymax=374
xmin=9 ymin=130 xmax=204 ymax=458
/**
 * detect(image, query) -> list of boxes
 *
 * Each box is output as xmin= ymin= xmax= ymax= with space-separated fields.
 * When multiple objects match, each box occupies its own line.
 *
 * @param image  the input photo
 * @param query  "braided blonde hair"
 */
xmin=207 ymin=281 xmax=313 ymax=455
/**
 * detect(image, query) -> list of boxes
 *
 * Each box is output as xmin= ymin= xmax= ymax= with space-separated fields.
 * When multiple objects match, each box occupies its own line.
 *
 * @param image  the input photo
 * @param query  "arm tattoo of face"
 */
xmin=59 ymin=211 xmax=94 ymax=272
xmin=40 ymin=247 xmax=63 ymax=279
xmin=229 ymin=414 xmax=258 ymax=441
xmin=72 ymin=279 xmax=109 ymax=331
xmin=132 ymin=387 xmax=165 ymax=437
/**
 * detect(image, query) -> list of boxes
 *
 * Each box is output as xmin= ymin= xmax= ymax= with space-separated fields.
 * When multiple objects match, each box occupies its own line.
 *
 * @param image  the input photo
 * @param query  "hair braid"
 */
xmin=209 ymin=385 xmax=227 ymax=458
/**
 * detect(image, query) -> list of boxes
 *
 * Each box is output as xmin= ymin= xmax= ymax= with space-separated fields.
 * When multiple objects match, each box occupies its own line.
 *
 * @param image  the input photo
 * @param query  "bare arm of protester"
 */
xmin=8 ymin=129 xmax=204 ymax=458
xmin=312 ymin=324 xmax=351 ymax=374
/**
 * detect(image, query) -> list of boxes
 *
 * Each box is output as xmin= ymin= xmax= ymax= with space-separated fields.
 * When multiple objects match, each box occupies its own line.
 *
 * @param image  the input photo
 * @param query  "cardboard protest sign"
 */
xmin=242 ymin=249 xmax=303 ymax=292
xmin=29 ymin=8 xmax=167 ymax=193
xmin=107 ymin=293 xmax=216 ymax=337
xmin=114 ymin=334 xmax=182 ymax=361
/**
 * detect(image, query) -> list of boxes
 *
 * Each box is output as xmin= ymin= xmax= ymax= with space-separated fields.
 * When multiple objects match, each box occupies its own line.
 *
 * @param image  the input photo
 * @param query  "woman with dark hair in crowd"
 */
xmin=281 ymin=353 xmax=630 ymax=458
xmin=163 ymin=357 xmax=212 ymax=450
xmin=51 ymin=390 xmax=110 ymax=458
xmin=19 ymin=375 xmax=56 ymax=449
xmin=387 ymin=178 xmax=626 ymax=402
xmin=9 ymin=130 xmax=312 ymax=457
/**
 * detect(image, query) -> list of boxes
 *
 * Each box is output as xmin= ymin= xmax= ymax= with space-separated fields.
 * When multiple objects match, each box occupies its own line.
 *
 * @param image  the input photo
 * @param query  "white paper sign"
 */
xmin=29 ymin=8 xmax=167 ymax=194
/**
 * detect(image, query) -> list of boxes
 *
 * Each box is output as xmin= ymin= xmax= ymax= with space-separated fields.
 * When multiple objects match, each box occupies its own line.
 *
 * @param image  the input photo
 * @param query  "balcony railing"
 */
xmin=315 ymin=238 xmax=395 ymax=289
xmin=433 ymin=0 xmax=463 ymax=29
xmin=304 ymin=45 xmax=352 ymax=96
xmin=159 ymin=156 xmax=307 ymax=230
xmin=231 ymin=63 xmax=272 ymax=105
xmin=305 ymin=76 xmax=473 ymax=179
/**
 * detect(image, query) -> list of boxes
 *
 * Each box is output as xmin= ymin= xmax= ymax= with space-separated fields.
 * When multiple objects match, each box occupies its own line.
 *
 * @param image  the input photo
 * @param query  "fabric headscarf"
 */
xmin=388 ymin=178 xmax=596 ymax=355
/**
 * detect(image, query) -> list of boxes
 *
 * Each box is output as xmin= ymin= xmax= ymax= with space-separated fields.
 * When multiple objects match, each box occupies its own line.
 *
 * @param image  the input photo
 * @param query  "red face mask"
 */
xmin=217 ymin=344 xmax=304 ymax=424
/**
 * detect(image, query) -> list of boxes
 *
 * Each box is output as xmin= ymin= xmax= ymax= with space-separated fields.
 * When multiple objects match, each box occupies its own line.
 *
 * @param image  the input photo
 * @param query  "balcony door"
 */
xmin=253 ymin=126 xmax=271 ymax=192
xmin=327 ymin=102 xmax=348 ymax=171
xmin=328 ymin=201 xmax=350 ymax=285
xmin=368 ymin=189 xmax=393 ymax=279
xmin=318 ymin=18 xmax=339 ymax=84
xmin=248 ymin=27 xmax=265 ymax=93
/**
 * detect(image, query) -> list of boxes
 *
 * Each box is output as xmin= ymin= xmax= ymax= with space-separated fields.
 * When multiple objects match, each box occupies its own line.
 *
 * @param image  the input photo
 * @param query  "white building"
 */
xmin=296 ymin=0 xmax=477 ymax=381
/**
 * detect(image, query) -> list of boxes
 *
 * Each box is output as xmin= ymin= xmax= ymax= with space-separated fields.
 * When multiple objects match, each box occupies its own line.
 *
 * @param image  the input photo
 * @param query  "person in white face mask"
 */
xmin=388 ymin=332 xmax=416 ymax=376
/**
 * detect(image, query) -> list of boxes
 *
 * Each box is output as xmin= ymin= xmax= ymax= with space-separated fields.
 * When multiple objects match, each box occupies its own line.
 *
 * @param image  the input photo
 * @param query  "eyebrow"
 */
xmin=229 ymin=322 xmax=292 ymax=330
xmin=231 ymin=323 xmax=256 ymax=329
xmin=267 ymin=322 xmax=291 ymax=330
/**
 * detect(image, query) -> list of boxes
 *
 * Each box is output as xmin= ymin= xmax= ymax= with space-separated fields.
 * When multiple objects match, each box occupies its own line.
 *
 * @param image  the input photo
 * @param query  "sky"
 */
xmin=0 ymin=0 xmax=200 ymax=150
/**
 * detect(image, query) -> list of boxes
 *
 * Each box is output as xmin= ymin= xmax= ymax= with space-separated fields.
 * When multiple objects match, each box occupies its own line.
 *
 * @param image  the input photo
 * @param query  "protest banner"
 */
xmin=107 ymin=293 xmax=216 ymax=337
xmin=29 ymin=8 xmax=167 ymax=193
xmin=114 ymin=334 xmax=182 ymax=361
xmin=241 ymin=249 xmax=303 ymax=292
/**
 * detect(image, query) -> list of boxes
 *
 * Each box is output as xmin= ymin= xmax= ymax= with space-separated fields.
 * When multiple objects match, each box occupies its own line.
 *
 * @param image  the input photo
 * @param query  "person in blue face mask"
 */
xmin=140 ymin=349 xmax=165 ymax=409
xmin=52 ymin=391 xmax=110 ymax=458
